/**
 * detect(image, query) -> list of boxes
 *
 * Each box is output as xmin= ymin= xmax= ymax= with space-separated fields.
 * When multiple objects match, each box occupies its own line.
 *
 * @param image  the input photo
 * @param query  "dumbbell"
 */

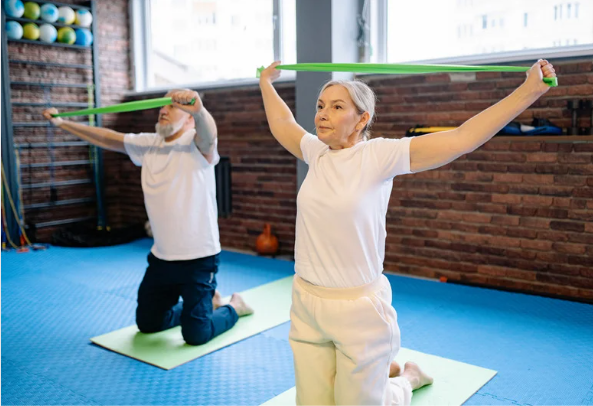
xmin=567 ymin=99 xmax=580 ymax=135
xmin=582 ymin=100 xmax=593 ymax=135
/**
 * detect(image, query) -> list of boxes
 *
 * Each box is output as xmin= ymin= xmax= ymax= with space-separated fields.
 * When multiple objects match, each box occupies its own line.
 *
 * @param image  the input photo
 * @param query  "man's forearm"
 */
xmin=58 ymin=121 xmax=126 ymax=153
xmin=192 ymin=107 xmax=218 ymax=155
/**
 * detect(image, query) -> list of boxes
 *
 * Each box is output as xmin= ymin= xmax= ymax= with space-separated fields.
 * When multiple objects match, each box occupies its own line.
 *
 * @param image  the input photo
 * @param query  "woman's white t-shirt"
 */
xmin=295 ymin=133 xmax=412 ymax=288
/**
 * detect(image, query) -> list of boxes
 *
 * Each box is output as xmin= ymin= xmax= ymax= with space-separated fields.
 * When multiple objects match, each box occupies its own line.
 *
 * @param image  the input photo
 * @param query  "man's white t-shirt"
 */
xmin=296 ymin=133 xmax=413 ymax=288
xmin=124 ymin=129 xmax=221 ymax=261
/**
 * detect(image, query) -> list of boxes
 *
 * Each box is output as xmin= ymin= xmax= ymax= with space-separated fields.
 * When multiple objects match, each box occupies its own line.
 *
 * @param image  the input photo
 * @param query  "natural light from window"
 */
xmin=387 ymin=0 xmax=593 ymax=62
xmin=148 ymin=0 xmax=295 ymax=88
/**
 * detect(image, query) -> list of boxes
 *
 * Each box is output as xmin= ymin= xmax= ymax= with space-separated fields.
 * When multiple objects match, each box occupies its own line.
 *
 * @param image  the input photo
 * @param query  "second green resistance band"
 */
xmin=52 ymin=97 xmax=196 ymax=118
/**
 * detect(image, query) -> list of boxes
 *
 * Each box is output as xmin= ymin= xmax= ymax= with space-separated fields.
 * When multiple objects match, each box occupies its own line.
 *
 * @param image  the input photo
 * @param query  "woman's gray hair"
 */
xmin=318 ymin=80 xmax=377 ymax=141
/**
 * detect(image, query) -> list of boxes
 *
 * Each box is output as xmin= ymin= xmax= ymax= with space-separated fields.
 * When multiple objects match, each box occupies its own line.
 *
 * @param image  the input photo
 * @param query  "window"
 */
xmin=132 ymin=0 xmax=296 ymax=91
xmin=381 ymin=0 xmax=593 ymax=64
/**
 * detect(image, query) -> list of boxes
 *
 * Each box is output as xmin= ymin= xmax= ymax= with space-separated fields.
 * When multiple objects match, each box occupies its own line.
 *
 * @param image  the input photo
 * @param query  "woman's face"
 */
xmin=314 ymin=85 xmax=369 ymax=149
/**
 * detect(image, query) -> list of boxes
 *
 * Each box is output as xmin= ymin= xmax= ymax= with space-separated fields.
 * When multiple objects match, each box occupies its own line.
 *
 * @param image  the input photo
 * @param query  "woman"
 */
xmin=259 ymin=60 xmax=556 ymax=405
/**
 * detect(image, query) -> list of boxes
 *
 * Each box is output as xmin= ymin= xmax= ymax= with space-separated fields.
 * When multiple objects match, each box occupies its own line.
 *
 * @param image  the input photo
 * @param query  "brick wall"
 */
xmin=6 ymin=0 xmax=131 ymax=241
xmin=115 ymin=59 xmax=592 ymax=300
xmin=363 ymin=59 xmax=593 ymax=301
xmin=10 ymin=5 xmax=590 ymax=301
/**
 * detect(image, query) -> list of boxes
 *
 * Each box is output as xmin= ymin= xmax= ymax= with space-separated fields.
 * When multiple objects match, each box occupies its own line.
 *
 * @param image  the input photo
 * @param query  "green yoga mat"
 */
xmin=257 ymin=62 xmax=558 ymax=87
xmin=91 ymin=276 xmax=293 ymax=370
xmin=261 ymin=348 xmax=497 ymax=406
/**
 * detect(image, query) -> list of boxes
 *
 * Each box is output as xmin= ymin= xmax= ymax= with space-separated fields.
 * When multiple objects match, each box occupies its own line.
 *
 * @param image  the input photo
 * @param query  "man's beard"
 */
xmin=155 ymin=118 xmax=185 ymax=138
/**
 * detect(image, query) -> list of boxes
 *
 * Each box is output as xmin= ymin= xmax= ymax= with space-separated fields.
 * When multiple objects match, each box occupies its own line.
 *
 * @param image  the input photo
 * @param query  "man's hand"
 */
xmin=42 ymin=108 xmax=64 ymax=127
xmin=169 ymin=89 xmax=204 ymax=115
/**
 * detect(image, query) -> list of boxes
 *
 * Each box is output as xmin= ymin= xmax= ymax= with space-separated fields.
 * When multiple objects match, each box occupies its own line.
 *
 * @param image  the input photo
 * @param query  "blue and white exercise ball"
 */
xmin=57 ymin=6 xmax=75 ymax=24
xmin=39 ymin=23 xmax=57 ymax=43
xmin=74 ymin=9 xmax=92 ymax=27
xmin=74 ymin=28 xmax=92 ymax=46
xmin=4 ymin=0 xmax=25 ymax=18
xmin=6 ymin=20 xmax=23 ymax=39
xmin=40 ymin=3 xmax=59 ymax=23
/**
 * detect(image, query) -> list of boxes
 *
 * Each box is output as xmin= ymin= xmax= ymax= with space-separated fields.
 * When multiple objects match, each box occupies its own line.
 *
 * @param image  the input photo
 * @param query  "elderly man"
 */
xmin=43 ymin=89 xmax=252 ymax=345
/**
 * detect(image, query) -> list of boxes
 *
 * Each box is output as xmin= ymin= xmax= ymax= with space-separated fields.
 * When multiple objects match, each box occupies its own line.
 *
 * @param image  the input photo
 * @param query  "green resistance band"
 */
xmin=256 ymin=63 xmax=558 ymax=87
xmin=51 ymin=97 xmax=196 ymax=118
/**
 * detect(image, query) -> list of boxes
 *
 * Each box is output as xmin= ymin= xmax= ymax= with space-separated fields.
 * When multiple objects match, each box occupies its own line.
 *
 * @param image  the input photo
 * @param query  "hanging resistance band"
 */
xmin=51 ymin=97 xmax=196 ymax=118
xmin=256 ymin=63 xmax=558 ymax=87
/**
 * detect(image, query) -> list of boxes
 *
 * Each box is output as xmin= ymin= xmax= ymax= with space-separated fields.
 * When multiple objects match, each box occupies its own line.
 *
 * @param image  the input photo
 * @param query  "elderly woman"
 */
xmin=258 ymin=60 xmax=556 ymax=405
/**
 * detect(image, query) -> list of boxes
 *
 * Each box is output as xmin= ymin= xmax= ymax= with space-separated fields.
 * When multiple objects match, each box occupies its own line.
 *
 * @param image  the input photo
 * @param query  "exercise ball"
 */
xmin=74 ymin=9 xmax=92 ymax=27
xmin=57 ymin=6 xmax=75 ymax=24
xmin=6 ymin=21 xmax=23 ymax=39
xmin=74 ymin=28 xmax=92 ymax=46
xmin=40 ymin=3 xmax=59 ymax=23
xmin=255 ymin=223 xmax=279 ymax=255
xmin=57 ymin=26 xmax=75 ymax=44
xmin=23 ymin=2 xmax=40 ymax=19
xmin=39 ymin=23 xmax=57 ymax=43
xmin=4 ymin=0 xmax=25 ymax=18
xmin=22 ymin=22 xmax=40 ymax=40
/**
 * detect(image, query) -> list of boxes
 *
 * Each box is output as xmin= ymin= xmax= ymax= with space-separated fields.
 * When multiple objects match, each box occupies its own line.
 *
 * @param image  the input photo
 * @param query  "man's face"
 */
xmin=158 ymin=91 xmax=190 ymax=126
xmin=155 ymin=91 xmax=191 ymax=137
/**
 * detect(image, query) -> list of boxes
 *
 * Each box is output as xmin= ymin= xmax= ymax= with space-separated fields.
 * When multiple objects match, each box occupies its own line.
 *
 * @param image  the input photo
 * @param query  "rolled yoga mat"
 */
xmin=257 ymin=62 xmax=558 ymax=87
xmin=51 ymin=97 xmax=196 ymax=118
xmin=91 ymin=276 xmax=293 ymax=370
xmin=261 ymin=347 xmax=497 ymax=406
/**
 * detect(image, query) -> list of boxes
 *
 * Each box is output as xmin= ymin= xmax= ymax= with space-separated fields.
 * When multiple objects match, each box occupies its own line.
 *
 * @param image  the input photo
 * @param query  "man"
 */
xmin=43 ymin=89 xmax=253 ymax=345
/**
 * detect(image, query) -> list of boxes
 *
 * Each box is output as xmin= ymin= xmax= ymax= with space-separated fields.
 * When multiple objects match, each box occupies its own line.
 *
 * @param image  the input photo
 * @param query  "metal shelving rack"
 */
xmin=1 ymin=0 xmax=106 ymax=241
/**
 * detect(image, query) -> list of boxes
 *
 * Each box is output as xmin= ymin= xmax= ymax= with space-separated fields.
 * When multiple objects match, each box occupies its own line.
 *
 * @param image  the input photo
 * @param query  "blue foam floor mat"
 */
xmin=2 ymin=238 xmax=592 ymax=405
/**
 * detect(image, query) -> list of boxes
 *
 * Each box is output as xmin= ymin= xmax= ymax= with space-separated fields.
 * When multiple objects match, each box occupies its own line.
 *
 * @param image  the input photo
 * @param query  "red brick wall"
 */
xmin=363 ymin=59 xmax=593 ymax=301
xmin=115 ymin=59 xmax=592 ymax=300
xmin=11 ymin=6 xmax=590 ymax=301
xmin=6 ymin=0 xmax=132 ymax=241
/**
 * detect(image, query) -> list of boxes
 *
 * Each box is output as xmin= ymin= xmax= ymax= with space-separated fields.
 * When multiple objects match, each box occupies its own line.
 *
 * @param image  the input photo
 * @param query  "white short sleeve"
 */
xmin=124 ymin=133 xmax=159 ymax=166
xmin=300 ymin=133 xmax=328 ymax=164
xmin=368 ymin=137 xmax=413 ymax=179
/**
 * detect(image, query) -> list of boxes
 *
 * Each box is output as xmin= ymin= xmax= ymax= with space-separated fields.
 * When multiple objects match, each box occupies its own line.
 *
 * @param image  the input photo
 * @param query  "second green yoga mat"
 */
xmin=91 ymin=276 xmax=293 ymax=370
xmin=261 ymin=348 xmax=497 ymax=406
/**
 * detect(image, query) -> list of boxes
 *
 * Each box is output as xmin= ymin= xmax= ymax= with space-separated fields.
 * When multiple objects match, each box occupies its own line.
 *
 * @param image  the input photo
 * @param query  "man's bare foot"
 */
xmin=389 ymin=360 xmax=401 ymax=378
xmin=229 ymin=293 xmax=254 ymax=317
xmin=401 ymin=361 xmax=433 ymax=390
xmin=212 ymin=290 xmax=223 ymax=310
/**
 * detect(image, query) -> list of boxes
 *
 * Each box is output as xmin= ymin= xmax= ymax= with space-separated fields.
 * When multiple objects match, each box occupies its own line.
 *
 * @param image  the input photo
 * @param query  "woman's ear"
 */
xmin=358 ymin=111 xmax=370 ymax=130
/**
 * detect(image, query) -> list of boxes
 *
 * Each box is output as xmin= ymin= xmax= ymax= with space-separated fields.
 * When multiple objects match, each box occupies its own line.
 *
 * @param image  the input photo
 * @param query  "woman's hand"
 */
xmin=523 ymin=59 xmax=556 ymax=95
xmin=259 ymin=61 xmax=282 ymax=86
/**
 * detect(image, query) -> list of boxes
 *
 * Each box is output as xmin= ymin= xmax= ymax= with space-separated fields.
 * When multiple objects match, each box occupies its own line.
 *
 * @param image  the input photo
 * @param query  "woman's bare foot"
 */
xmin=229 ymin=293 xmax=254 ymax=316
xmin=401 ymin=361 xmax=433 ymax=390
xmin=389 ymin=361 xmax=401 ymax=378
xmin=212 ymin=290 xmax=223 ymax=310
